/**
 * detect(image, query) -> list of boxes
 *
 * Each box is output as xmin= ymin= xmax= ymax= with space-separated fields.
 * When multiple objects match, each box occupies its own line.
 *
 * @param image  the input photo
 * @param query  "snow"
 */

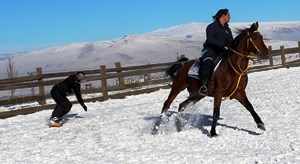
xmin=1 ymin=66 xmax=300 ymax=163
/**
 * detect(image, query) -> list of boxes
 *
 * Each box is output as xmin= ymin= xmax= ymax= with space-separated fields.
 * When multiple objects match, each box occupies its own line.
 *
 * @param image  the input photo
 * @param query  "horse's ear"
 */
xmin=250 ymin=22 xmax=259 ymax=32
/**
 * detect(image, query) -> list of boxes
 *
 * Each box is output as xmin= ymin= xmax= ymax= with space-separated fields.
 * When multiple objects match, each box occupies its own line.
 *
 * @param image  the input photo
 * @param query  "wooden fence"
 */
xmin=0 ymin=42 xmax=300 ymax=118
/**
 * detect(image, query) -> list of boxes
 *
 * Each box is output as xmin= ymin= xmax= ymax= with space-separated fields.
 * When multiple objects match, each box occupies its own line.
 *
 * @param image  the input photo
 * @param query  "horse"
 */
xmin=152 ymin=22 xmax=270 ymax=136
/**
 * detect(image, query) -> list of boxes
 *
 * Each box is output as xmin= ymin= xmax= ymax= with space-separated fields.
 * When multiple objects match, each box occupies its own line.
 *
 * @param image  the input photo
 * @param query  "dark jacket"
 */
xmin=54 ymin=74 xmax=84 ymax=106
xmin=203 ymin=20 xmax=233 ymax=54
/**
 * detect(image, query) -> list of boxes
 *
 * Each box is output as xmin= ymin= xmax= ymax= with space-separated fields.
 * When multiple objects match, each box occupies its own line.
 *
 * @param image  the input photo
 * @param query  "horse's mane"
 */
xmin=231 ymin=27 xmax=251 ymax=48
xmin=221 ymin=26 xmax=251 ymax=61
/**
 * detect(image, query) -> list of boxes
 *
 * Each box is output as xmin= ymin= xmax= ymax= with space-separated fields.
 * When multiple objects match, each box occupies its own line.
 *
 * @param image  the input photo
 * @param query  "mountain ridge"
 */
xmin=1 ymin=21 xmax=300 ymax=78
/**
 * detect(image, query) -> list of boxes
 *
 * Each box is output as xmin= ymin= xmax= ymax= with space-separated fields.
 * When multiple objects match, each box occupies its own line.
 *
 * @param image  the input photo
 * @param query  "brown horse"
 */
xmin=152 ymin=22 xmax=270 ymax=136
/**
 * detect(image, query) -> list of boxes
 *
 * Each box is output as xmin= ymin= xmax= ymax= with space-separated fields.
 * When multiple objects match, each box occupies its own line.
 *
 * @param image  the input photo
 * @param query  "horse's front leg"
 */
xmin=210 ymin=95 xmax=222 ymax=136
xmin=235 ymin=91 xmax=266 ymax=131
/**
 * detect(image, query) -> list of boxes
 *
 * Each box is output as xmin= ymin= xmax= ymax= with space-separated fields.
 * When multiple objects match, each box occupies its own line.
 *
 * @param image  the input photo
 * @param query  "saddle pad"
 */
xmin=188 ymin=62 xmax=201 ymax=80
xmin=188 ymin=59 xmax=223 ymax=80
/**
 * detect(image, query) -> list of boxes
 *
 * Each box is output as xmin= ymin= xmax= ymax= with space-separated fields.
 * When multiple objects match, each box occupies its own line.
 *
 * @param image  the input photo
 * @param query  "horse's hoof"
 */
xmin=175 ymin=115 xmax=182 ymax=132
xmin=257 ymin=123 xmax=266 ymax=131
xmin=210 ymin=133 xmax=218 ymax=137
xmin=151 ymin=131 xmax=157 ymax=135
xmin=210 ymin=131 xmax=218 ymax=137
xmin=152 ymin=126 xmax=159 ymax=135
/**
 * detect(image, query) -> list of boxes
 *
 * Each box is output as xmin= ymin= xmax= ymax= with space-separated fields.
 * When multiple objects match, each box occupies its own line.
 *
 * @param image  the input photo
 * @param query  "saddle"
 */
xmin=188 ymin=56 xmax=223 ymax=80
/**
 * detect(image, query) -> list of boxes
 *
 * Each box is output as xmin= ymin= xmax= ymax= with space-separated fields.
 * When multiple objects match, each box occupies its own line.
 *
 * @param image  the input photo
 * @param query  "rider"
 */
xmin=198 ymin=8 xmax=233 ymax=96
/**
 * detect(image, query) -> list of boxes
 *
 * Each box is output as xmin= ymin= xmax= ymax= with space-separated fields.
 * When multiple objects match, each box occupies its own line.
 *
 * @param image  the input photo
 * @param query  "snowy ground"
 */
xmin=0 ymin=67 xmax=300 ymax=163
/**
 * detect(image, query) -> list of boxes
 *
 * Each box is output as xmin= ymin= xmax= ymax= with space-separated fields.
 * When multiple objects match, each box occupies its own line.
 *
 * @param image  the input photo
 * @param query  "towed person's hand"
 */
xmin=82 ymin=105 xmax=87 ymax=112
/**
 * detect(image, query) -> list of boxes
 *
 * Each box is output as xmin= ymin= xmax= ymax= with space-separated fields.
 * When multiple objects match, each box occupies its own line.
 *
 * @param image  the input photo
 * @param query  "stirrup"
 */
xmin=199 ymin=85 xmax=208 ymax=96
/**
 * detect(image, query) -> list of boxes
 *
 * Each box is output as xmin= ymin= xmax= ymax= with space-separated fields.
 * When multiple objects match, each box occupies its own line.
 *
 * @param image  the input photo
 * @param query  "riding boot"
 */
xmin=198 ymin=56 xmax=213 ymax=96
xmin=199 ymin=79 xmax=208 ymax=96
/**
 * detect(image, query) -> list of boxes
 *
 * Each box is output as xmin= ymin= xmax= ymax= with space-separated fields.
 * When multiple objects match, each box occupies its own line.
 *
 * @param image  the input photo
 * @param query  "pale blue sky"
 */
xmin=1 ymin=0 xmax=299 ymax=53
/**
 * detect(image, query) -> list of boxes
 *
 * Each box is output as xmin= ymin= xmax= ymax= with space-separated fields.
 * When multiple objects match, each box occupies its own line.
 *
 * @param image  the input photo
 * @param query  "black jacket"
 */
xmin=203 ymin=20 xmax=233 ymax=53
xmin=55 ymin=74 xmax=84 ymax=105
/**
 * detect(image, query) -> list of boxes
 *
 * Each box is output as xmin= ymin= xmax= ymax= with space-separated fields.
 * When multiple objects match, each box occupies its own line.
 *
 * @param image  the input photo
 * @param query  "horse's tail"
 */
xmin=166 ymin=57 xmax=189 ymax=81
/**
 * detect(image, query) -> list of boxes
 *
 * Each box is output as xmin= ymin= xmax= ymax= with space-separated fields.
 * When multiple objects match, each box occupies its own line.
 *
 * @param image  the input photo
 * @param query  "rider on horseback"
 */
xmin=198 ymin=8 xmax=233 ymax=96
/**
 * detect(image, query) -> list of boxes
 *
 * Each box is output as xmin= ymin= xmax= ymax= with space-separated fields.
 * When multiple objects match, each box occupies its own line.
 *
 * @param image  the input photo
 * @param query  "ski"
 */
xmin=48 ymin=119 xmax=68 ymax=128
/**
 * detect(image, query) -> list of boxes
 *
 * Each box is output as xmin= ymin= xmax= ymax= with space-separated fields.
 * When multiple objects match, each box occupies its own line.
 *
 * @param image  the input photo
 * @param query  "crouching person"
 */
xmin=49 ymin=71 xmax=87 ymax=125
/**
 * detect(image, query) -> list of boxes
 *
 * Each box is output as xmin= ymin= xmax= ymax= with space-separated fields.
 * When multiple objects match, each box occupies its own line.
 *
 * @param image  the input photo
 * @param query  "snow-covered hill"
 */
xmin=0 ymin=21 xmax=300 ymax=78
xmin=148 ymin=22 xmax=300 ymax=41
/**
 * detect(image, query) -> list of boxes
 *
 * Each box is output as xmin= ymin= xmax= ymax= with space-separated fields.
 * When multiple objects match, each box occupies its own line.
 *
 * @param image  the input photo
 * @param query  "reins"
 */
xmin=223 ymin=58 xmax=249 ymax=100
xmin=223 ymin=30 xmax=260 ymax=100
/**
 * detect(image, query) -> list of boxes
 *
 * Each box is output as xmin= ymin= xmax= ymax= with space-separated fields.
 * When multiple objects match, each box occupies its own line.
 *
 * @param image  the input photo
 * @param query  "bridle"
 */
xmin=229 ymin=30 xmax=261 ymax=59
xmin=224 ymin=30 xmax=263 ymax=100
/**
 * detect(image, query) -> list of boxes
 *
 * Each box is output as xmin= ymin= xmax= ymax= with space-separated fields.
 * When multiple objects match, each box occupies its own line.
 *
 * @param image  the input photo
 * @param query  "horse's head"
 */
xmin=246 ymin=22 xmax=270 ymax=59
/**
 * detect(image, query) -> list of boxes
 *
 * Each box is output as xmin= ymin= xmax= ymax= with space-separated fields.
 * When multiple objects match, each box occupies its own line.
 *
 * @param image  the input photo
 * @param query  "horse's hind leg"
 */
xmin=152 ymin=85 xmax=186 ymax=135
xmin=175 ymin=96 xmax=203 ymax=132
xmin=178 ymin=96 xmax=202 ymax=112
xmin=234 ymin=92 xmax=266 ymax=131
xmin=161 ymin=88 xmax=183 ymax=114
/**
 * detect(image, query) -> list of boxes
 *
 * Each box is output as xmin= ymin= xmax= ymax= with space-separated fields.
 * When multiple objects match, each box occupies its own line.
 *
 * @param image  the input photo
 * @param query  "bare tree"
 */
xmin=6 ymin=57 xmax=18 ymax=98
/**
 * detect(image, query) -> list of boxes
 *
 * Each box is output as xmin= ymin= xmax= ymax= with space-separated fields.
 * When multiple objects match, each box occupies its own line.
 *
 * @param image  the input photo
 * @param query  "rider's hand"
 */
xmin=222 ymin=46 xmax=230 ymax=56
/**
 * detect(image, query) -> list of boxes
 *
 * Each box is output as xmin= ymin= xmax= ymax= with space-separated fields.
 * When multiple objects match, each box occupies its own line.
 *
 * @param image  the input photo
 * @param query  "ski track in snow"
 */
xmin=0 ymin=67 xmax=300 ymax=163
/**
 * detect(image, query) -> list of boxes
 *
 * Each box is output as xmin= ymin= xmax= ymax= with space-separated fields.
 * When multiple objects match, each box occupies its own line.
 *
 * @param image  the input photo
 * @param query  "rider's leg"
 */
xmin=198 ymin=57 xmax=214 ymax=96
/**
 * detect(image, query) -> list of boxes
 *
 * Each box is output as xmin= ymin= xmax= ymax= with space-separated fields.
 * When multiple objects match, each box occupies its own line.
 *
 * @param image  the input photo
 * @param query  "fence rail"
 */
xmin=1 ymin=41 xmax=300 ymax=118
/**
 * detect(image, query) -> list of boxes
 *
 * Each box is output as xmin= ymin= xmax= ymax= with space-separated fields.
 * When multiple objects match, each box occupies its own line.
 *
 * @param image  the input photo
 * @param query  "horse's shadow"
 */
xmin=180 ymin=113 xmax=212 ymax=136
xmin=145 ymin=112 xmax=261 ymax=136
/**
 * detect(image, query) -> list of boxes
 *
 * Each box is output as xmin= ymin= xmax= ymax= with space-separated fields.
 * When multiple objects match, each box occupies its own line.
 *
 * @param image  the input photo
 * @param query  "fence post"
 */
xmin=177 ymin=54 xmax=186 ymax=60
xmin=268 ymin=46 xmax=273 ymax=66
xmin=280 ymin=46 xmax=286 ymax=67
xmin=298 ymin=41 xmax=300 ymax=58
xmin=115 ymin=62 xmax=125 ymax=86
xmin=100 ymin=65 xmax=109 ymax=100
xmin=36 ymin=67 xmax=46 ymax=105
